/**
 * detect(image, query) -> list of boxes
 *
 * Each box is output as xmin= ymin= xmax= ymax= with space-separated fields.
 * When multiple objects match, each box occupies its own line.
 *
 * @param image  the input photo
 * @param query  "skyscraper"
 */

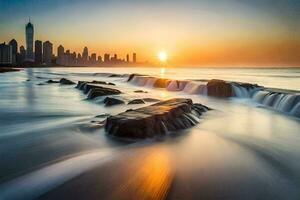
xmin=34 ymin=40 xmax=42 ymax=64
xmin=25 ymin=20 xmax=34 ymax=61
xmin=133 ymin=53 xmax=136 ymax=63
xmin=56 ymin=45 xmax=64 ymax=65
xmin=57 ymin=45 xmax=64 ymax=57
xmin=126 ymin=54 xmax=129 ymax=63
xmin=0 ymin=43 xmax=12 ymax=65
xmin=43 ymin=41 xmax=53 ymax=65
xmin=9 ymin=39 xmax=18 ymax=65
xmin=19 ymin=46 xmax=26 ymax=62
xmin=82 ymin=47 xmax=88 ymax=64
xmin=104 ymin=53 xmax=110 ymax=63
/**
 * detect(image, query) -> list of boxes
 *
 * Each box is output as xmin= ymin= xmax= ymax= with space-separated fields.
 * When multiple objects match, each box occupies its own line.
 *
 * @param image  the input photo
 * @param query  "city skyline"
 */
xmin=0 ymin=20 xmax=139 ymax=66
xmin=1 ymin=0 xmax=300 ymax=66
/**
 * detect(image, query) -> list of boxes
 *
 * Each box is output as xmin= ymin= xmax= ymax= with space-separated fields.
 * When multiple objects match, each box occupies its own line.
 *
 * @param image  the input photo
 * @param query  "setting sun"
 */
xmin=158 ymin=51 xmax=168 ymax=62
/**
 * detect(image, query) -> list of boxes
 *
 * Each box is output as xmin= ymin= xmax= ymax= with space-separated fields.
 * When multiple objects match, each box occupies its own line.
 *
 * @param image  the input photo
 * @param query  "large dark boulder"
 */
xmin=59 ymin=78 xmax=76 ymax=85
xmin=103 ymin=97 xmax=125 ymax=106
xmin=206 ymin=79 xmax=233 ymax=97
xmin=105 ymin=98 xmax=210 ymax=139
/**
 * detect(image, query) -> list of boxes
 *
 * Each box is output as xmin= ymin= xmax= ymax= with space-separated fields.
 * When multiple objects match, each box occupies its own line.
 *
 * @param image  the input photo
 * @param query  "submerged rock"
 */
xmin=105 ymin=98 xmax=210 ymax=138
xmin=206 ymin=79 xmax=233 ymax=97
xmin=128 ymin=99 xmax=145 ymax=104
xmin=143 ymin=98 xmax=160 ymax=102
xmin=91 ymin=80 xmax=115 ymax=86
xmin=46 ymin=79 xmax=59 ymax=84
xmin=59 ymin=78 xmax=76 ymax=85
xmin=103 ymin=97 xmax=125 ymax=106
xmin=134 ymin=90 xmax=148 ymax=93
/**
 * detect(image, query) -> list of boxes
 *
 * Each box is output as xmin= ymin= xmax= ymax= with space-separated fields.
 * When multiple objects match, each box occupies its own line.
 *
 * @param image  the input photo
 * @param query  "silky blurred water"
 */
xmin=0 ymin=67 xmax=299 ymax=200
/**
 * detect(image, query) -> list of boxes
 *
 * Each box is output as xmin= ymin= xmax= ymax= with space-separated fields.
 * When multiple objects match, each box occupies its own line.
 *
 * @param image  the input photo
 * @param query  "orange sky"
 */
xmin=1 ymin=0 xmax=300 ymax=67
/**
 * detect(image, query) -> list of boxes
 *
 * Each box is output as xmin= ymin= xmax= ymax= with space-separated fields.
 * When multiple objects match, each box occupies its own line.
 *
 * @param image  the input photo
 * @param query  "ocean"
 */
xmin=0 ymin=67 xmax=299 ymax=200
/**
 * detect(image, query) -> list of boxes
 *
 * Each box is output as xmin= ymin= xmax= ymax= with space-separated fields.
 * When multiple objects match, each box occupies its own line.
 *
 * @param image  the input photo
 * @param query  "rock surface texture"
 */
xmin=206 ymin=79 xmax=233 ymax=97
xmin=76 ymin=81 xmax=121 ymax=99
xmin=105 ymin=98 xmax=210 ymax=138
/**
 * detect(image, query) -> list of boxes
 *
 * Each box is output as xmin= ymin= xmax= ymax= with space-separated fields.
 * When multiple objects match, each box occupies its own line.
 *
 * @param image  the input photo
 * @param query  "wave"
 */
xmin=126 ymin=74 xmax=300 ymax=118
xmin=0 ymin=150 xmax=113 ymax=200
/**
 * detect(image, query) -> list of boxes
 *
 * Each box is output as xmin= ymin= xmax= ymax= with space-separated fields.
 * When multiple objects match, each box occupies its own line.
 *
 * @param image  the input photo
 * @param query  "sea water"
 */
xmin=0 ymin=67 xmax=299 ymax=199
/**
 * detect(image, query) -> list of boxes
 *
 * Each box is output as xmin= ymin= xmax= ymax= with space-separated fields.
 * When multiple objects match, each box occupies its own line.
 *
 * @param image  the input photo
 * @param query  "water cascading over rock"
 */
xmin=105 ymin=98 xmax=210 ymax=139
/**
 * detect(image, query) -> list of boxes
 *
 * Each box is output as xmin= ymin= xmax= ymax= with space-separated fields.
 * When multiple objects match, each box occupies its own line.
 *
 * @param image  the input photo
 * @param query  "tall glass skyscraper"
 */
xmin=25 ymin=20 xmax=34 ymax=61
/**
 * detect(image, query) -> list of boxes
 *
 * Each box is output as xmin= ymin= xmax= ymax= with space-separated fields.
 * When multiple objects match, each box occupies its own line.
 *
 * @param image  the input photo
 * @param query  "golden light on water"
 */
xmin=160 ymin=67 xmax=166 ymax=78
xmin=109 ymin=147 xmax=173 ymax=200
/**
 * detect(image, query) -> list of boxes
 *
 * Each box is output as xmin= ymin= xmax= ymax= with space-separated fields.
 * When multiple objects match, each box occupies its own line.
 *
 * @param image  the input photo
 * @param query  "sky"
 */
xmin=0 ymin=0 xmax=300 ymax=66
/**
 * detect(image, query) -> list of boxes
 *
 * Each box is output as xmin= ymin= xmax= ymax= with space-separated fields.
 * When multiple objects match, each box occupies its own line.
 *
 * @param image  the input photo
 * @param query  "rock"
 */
xmin=103 ymin=97 xmax=125 ymax=106
xmin=105 ymin=98 xmax=210 ymax=139
xmin=134 ymin=90 xmax=148 ymax=93
xmin=143 ymin=98 xmax=160 ymax=102
xmin=128 ymin=99 xmax=145 ymax=104
xmin=91 ymin=80 xmax=115 ymax=86
xmin=95 ymin=114 xmax=111 ymax=118
xmin=206 ymin=79 xmax=233 ymax=97
xmin=76 ymin=81 xmax=116 ymax=93
xmin=127 ymin=73 xmax=144 ymax=82
xmin=0 ymin=68 xmax=19 ymax=73
xmin=59 ymin=78 xmax=76 ymax=85
xmin=46 ymin=79 xmax=59 ymax=84
xmin=109 ymin=74 xmax=123 ymax=78
xmin=153 ymin=78 xmax=171 ymax=88
xmin=87 ymin=86 xmax=121 ymax=99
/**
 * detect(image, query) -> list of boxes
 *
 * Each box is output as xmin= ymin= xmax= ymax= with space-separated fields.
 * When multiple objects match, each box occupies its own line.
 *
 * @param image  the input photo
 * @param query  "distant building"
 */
xmin=104 ymin=53 xmax=110 ymax=63
xmin=90 ymin=53 xmax=96 ymax=65
xmin=71 ymin=52 xmax=77 ymax=65
xmin=133 ymin=53 xmax=136 ymax=63
xmin=82 ymin=47 xmax=88 ymax=63
xmin=97 ymin=56 xmax=102 ymax=63
xmin=25 ymin=20 xmax=34 ymax=61
xmin=126 ymin=54 xmax=129 ymax=63
xmin=34 ymin=40 xmax=42 ymax=64
xmin=56 ymin=45 xmax=64 ymax=65
xmin=9 ymin=39 xmax=18 ymax=65
xmin=57 ymin=45 xmax=64 ymax=57
xmin=43 ymin=41 xmax=53 ymax=65
xmin=0 ymin=42 xmax=12 ymax=65
xmin=19 ymin=46 xmax=26 ymax=62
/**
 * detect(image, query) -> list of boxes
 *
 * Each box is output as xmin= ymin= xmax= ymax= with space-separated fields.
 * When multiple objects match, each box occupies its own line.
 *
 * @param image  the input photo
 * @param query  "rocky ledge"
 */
xmin=105 ymin=98 xmax=210 ymax=139
xmin=76 ymin=81 xmax=121 ymax=99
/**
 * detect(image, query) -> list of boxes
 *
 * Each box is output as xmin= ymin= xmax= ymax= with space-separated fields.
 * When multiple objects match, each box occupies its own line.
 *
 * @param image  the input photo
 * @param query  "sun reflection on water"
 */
xmin=109 ymin=148 xmax=173 ymax=200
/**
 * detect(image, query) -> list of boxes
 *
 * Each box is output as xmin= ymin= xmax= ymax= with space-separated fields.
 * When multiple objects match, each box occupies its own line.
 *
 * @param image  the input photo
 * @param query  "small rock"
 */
xmin=134 ymin=90 xmax=148 ymax=93
xmin=59 ymin=78 xmax=76 ymax=85
xmin=103 ymin=97 xmax=125 ymax=106
xmin=128 ymin=99 xmax=145 ymax=104
xmin=46 ymin=79 xmax=59 ymax=84
xmin=143 ymin=98 xmax=160 ymax=102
